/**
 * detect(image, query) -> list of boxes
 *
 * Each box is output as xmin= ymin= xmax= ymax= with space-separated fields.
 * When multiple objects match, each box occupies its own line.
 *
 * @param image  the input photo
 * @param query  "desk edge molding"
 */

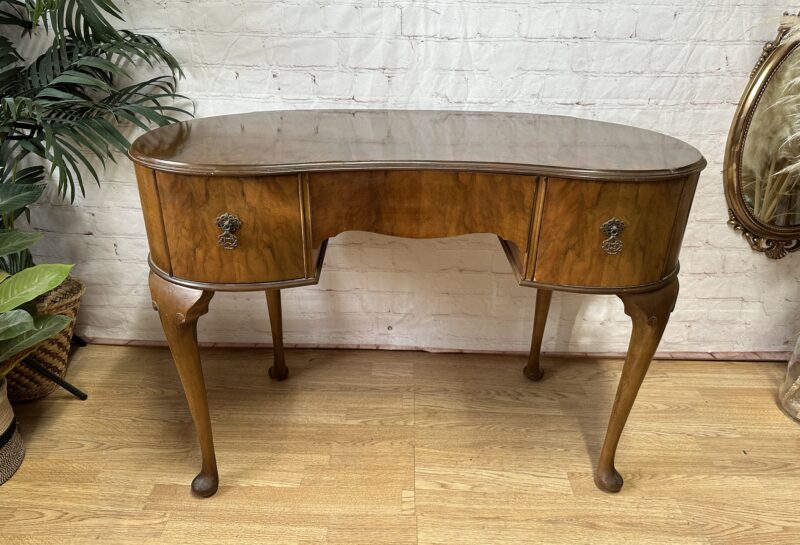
xmin=148 ymin=242 xmax=679 ymax=296
xmin=128 ymin=155 xmax=708 ymax=183
xmin=147 ymin=240 xmax=328 ymax=292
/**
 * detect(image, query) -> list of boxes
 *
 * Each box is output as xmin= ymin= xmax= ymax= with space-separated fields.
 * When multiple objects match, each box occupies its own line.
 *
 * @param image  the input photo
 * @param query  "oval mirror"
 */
xmin=725 ymin=14 xmax=800 ymax=258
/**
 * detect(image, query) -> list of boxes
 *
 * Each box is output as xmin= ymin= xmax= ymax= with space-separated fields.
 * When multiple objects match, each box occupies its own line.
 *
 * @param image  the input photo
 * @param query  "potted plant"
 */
xmin=0 ymin=0 xmax=189 ymax=399
xmin=0 ymin=224 xmax=72 ymax=485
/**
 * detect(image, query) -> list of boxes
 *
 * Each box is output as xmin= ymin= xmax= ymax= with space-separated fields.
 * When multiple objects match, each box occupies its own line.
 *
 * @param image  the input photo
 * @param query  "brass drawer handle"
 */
xmin=215 ymin=213 xmax=242 ymax=250
xmin=600 ymin=218 xmax=626 ymax=255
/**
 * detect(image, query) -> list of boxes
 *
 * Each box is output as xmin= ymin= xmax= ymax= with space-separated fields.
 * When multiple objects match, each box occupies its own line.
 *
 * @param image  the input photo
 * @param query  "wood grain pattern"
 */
xmin=523 ymin=289 xmax=552 ymax=381
xmin=156 ymin=173 xmax=306 ymax=284
xmin=266 ymin=289 xmax=288 ymax=381
xmin=134 ymin=164 xmax=171 ymax=274
xmin=524 ymin=175 xmax=549 ymax=279
xmin=148 ymin=273 xmax=218 ymax=497
xmin=129 ymin=110 xmax=707 ymax=498
xmin=308 ymin=170 xmax=536 ymax=253
xmin=662 ymin=172 xmax=700 ymax=275
xmin=596 ymin=277 xmax=679 ymax=492
xmin=533 ymin=177 xmax=687 ymax=288
xmin=2 ymin=345 xmax=798 ymax=544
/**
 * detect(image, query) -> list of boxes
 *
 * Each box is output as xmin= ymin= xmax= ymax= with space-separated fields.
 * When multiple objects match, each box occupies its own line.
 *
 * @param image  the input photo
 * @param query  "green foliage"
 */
xmin=0 ymin=0 xmax=188 ymax=374
xmin=0 ymin=262 xmax=72 ymax=376
xmin=0 ymin=0 xmax=191 ymax=202
xmin=0 ymin=314 xmax=71 ymax=375
xmin=0 ymin=222 xmax=71 ymax=376
xmin=0 ymin=308 xmax=33 ymax=340
xmin=0 ymin=182 xmax=46 ymax=215
xmin=0 ymin=229 xmax=42 ymax=255
xmin=0 ymin=263 xmax=71 ymax=312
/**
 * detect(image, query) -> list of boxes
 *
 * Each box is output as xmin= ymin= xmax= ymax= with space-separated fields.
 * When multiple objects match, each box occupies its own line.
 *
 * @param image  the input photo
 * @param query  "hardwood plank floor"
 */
xmin=1 ymin=345 xmax=799 ymax=544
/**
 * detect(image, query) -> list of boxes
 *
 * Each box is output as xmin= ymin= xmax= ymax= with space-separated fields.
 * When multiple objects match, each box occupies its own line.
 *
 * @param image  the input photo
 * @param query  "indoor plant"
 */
xmin=0 ymin=0 xmax=188 ymax=203
xmin=0 ymin=0 xmax=189 ymax=398
xmin=0 ymin=224 xmax=71 ymax=485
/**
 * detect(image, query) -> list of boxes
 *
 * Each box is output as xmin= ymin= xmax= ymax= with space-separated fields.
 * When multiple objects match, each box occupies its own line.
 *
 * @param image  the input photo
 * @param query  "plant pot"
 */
xmin=0 ymin=378 xmax=25 ymax=485
xmin=6 ymin=276 xmax=86 ymax=402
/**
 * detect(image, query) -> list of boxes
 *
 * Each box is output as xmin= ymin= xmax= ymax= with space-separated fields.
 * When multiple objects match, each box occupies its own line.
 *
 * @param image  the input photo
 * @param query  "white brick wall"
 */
xmin=30 ymin=0 xmax=800 ymax=353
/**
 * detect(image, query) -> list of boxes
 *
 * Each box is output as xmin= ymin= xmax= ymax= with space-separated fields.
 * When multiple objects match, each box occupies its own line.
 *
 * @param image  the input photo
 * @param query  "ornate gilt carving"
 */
xmin=728 ymin=209 xmax=800 ymax=259
xmin=724 ymin=13 xmax=800 ymax=259
xmin=750 ymin=14 xmax=797 ymax=78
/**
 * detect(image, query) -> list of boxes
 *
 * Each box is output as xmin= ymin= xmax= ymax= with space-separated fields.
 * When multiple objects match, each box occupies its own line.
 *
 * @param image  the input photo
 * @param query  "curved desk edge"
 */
xmin=148 ymin=240 xmax=681 ymax=296
xmin=128 ymin=154 xmax=708 ymax=183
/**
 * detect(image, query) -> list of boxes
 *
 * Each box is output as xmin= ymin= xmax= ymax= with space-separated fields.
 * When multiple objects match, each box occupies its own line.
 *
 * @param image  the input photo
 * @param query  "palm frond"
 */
xmin=0 ymin=0 xmax=191 ymax=203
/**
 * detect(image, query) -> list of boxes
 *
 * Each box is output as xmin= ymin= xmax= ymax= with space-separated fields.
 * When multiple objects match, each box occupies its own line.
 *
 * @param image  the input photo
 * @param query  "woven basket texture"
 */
xmin=0 ymin=380 xmax=12 ymax=431
xmin=6 ymin=277 xmax=85 ymax=402
xmin=0 ymin=427 xmax=24 ymax=485
xmin=1 ymin=380 xmax=25 ymax=485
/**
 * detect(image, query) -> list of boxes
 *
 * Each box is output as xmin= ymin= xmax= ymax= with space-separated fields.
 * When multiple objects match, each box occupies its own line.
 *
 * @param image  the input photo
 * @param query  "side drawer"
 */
xmin=156 ymin=173 xmax=306 ymax=284
xmin=532 ymin=177 xmax=687 ymax=289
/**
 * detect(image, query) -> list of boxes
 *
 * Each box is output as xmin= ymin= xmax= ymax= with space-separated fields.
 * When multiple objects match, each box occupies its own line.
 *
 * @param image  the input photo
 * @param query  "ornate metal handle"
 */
xmin=600 ymin=218 xmax=626 ymax=255
xmin=215 ymin=213 xmax=242 ymax=250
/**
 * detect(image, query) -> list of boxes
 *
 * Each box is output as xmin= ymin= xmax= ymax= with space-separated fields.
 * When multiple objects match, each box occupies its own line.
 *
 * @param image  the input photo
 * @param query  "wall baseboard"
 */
xmin=82 ymin=337 xmax=791 ymax=363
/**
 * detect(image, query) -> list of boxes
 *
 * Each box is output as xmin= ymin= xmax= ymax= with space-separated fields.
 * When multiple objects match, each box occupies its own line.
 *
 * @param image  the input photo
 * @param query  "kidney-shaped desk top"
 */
xmin=130 ymin=110 xmax=706 ymax=498
xmin=131 ymin=109 xmax=704 ymax=179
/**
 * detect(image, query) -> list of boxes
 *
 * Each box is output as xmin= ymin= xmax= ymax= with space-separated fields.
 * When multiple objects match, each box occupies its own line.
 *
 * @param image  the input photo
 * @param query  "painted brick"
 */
xmin=27 ymin=0 xmax=799 ymax=354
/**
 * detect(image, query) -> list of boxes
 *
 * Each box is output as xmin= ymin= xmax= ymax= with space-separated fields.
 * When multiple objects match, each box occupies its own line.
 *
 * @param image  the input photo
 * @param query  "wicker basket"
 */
xmin=6 ymin=277 xmax=85 ymax=402
xmin=1 ymin=379 xmax=25 ymax=485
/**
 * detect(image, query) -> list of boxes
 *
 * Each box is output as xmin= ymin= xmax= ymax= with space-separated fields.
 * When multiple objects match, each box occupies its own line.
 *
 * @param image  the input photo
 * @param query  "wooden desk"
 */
xmin=130 ymin=110 xmax=706 ymax=498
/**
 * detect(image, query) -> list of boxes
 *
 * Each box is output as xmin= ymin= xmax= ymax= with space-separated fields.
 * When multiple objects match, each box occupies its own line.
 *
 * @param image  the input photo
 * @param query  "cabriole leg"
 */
xmin=149 ymin=272 xmax=218 ymax=497
xmin=524 ymin=289 xmax=552 ymax=381
xmin=595 ymin=278 xmax=679 ymax=493
xmin=266 ymin=289 xmax=288 ymax=381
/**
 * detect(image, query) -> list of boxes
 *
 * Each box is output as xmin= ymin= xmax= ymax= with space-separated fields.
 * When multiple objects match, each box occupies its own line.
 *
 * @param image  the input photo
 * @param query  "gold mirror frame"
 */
xmin=725 ymin=15 xmax=800 ymax=259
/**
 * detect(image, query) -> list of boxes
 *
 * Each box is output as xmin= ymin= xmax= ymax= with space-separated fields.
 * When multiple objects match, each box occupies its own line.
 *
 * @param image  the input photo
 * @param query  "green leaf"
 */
xmin=0 ymin=184 xmax=46 ymax=215
xmin=0 ymin=230 xmax=43 ymax=256
xmin=74 ymin=55 xmax=125 ymax=76
xmin=0 ymin=250 xmax=34 ymax=276
xmin=1 ymin=165 xmax=46 ymax=186
xmin=0 ymin=264 xmax=72 ymax=312
xmin=0 ymin=309 xmax=35 ymax=341
xmin=0 ymin=1 xmax=190 ymax=202
xmin=50 ymin=69 xmax=113 ymax=91
xmin=0 ymin=314 xmax=71 ymax=372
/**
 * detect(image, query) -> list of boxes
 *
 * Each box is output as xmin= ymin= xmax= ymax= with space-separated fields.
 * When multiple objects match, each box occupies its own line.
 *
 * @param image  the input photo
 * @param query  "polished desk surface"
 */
xmin=131 ymin=109 xmax=706 ymax=497
xmin=130 ymin=109 xmax=705 ymax=180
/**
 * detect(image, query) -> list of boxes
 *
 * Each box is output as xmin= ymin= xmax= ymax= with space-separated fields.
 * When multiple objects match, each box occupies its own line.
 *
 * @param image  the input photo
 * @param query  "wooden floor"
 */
xmin=1 ymin=345 xmax=799 ymax=545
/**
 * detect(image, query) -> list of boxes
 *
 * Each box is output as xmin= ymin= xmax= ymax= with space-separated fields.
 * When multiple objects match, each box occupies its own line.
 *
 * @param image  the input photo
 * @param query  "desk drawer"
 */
xmin=532 ymin=177 xmax=689 ymax=288
xmin=155 ymin=173 xmax=306 ymax=284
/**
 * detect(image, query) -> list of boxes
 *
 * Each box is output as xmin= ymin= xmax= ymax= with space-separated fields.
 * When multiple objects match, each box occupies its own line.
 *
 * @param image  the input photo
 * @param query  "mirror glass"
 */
xmin=741 ymin=46 xmax=800 ymax=227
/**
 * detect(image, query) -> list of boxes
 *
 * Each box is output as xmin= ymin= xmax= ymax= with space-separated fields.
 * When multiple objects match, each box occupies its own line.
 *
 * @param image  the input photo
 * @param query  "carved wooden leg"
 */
xmin=523 ymin=289 xmax=552 ymax=381
xmin=149 ymin=272 xmax=218 ymax=497
xmin=595 ymin=278 xmax=679 ymax=493
xmin=266 ymin=289 xmax=288 ymax=381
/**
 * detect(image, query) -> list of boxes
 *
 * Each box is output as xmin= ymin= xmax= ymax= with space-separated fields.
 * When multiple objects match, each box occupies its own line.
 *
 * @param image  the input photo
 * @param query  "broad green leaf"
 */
xmin=0 ymin=271 xmax=9 ymax=283
xmin=0 ymin=314 xmax=71 ymax=375
xmin=0 ymin=183 xmax=46 ymax=215
xmin=0 ymin=309 xmax=35 ymax=341
xmin=0 ymin=230 xmax=43 ymax=256
xmin=0 ymin=264 xmax=73 ymax=312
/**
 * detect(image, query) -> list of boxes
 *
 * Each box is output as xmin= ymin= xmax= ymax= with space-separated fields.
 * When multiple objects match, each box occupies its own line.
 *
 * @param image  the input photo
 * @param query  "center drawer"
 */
xmin=156 ymin=173 xmax=307 ymax=284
